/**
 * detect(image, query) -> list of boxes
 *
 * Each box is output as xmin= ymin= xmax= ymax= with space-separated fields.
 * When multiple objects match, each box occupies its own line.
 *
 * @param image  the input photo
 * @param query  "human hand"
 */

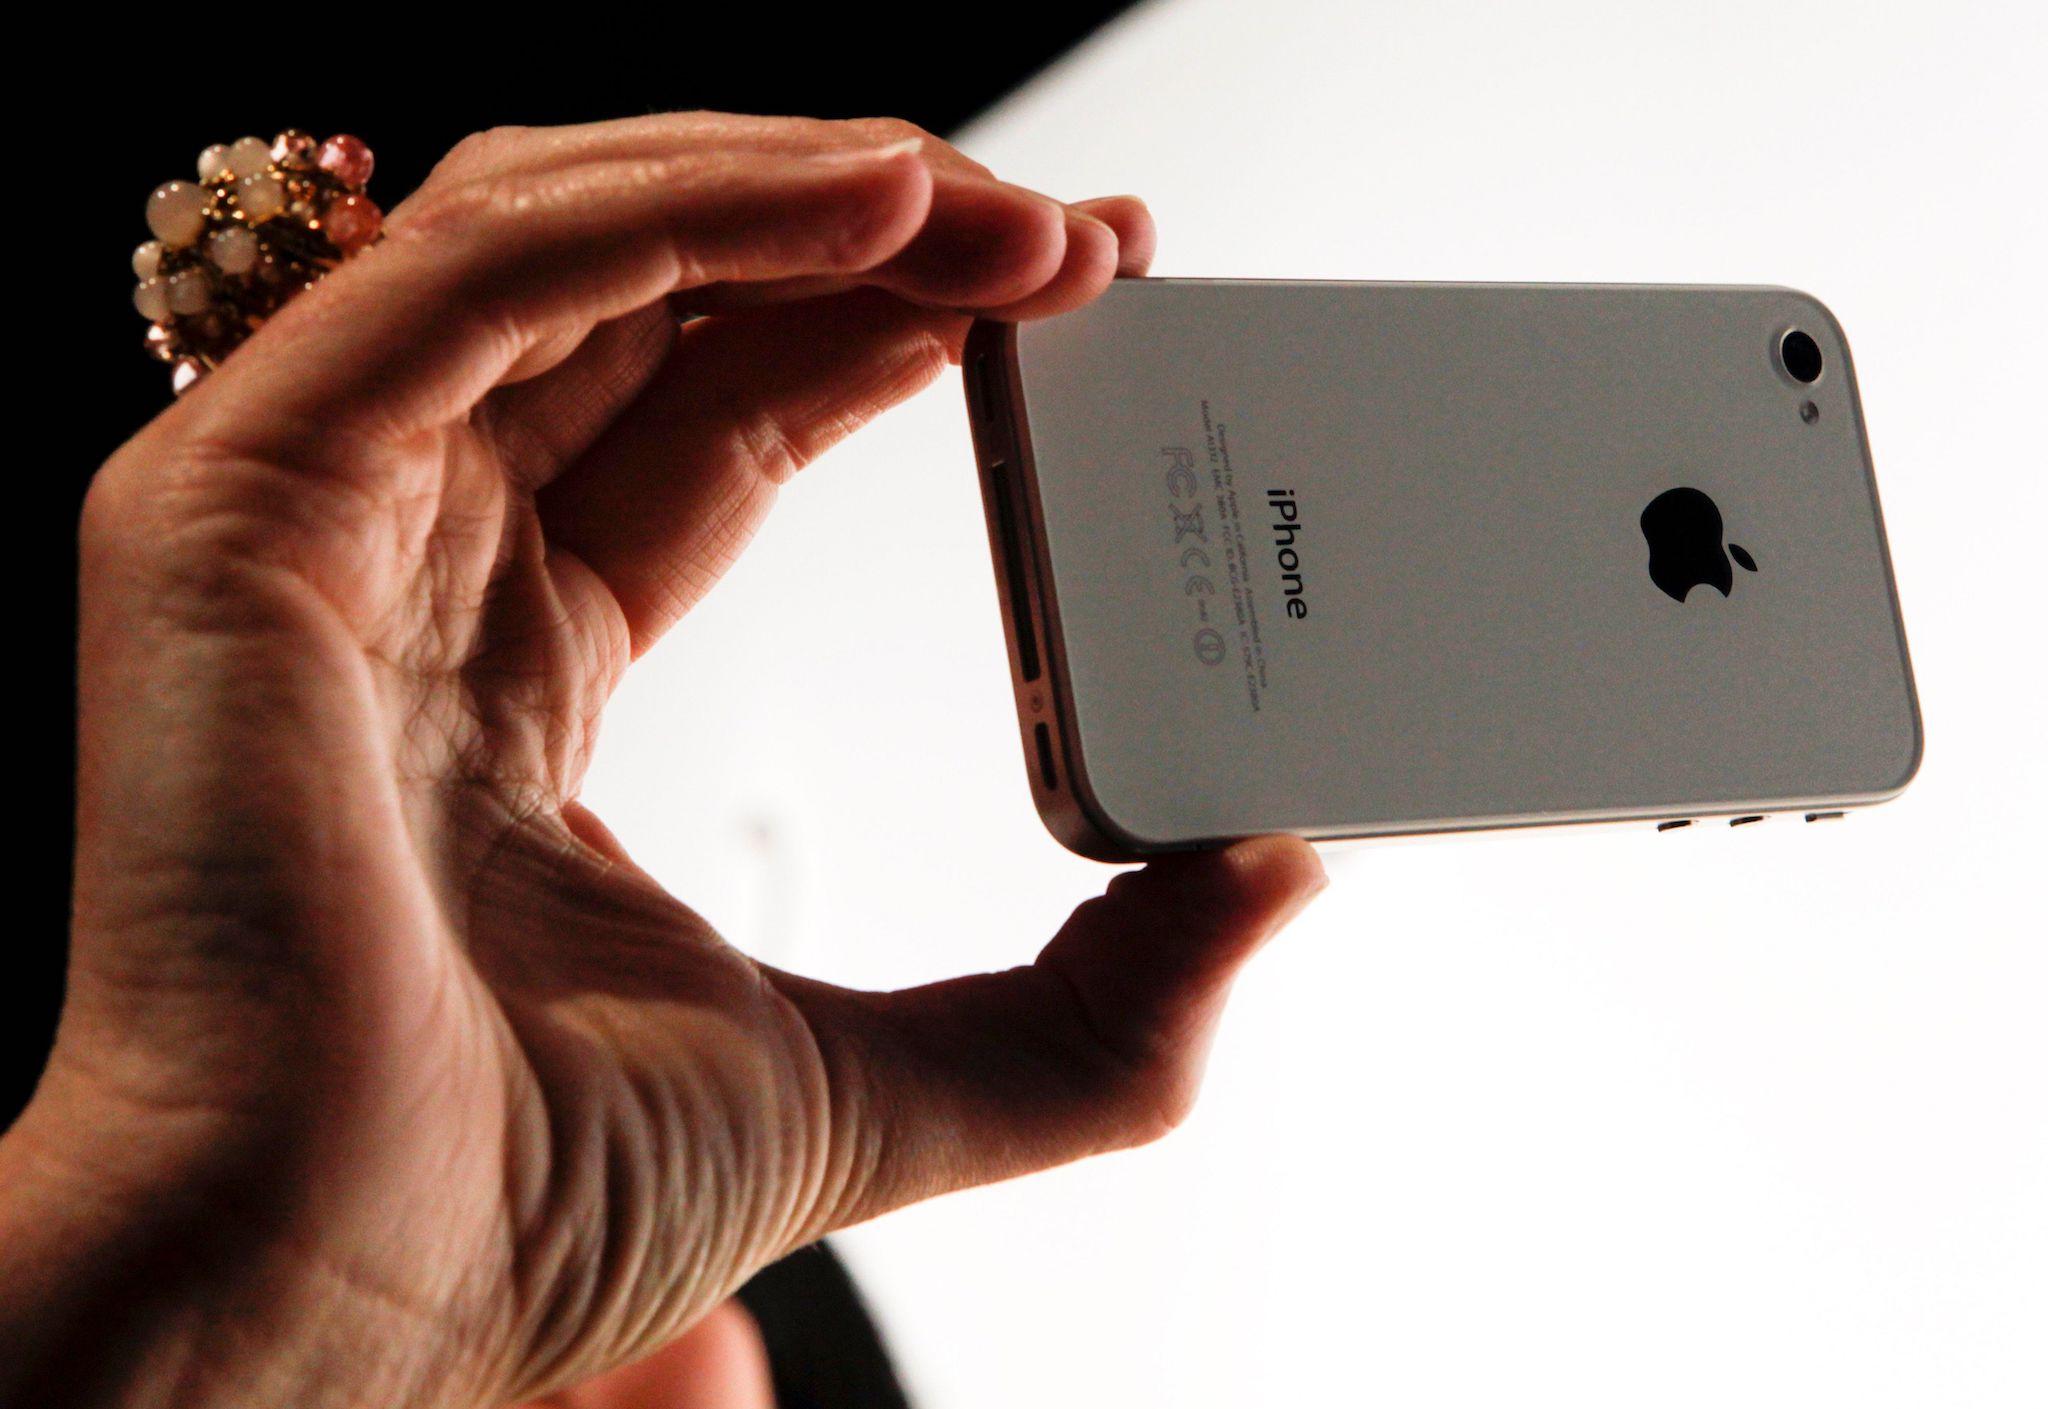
xmin=2 ymin=114 xmax=1325 ymax=1408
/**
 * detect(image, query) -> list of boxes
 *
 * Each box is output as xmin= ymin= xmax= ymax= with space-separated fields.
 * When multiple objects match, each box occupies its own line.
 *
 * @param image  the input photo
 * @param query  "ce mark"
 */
xmin=1181 ymin=549 xmax=1215 ymax=620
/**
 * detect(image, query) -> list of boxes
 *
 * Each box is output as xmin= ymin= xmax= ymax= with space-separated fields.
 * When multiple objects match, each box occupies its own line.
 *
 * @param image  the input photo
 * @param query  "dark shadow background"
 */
xmin=16 ymin=10 xmax=1138 ymax=1126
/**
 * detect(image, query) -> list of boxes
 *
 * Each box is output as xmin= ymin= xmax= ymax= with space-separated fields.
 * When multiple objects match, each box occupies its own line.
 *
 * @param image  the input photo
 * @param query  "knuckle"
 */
xmin=433 ymin=124 xmax=533 ymax=181
xmin=897 ymin=329 xmax=952 ymax=396
xmin=1036 ymin=958 xmax=1200 ymax=1149
xmin=78 ymin=456 xmax=144 ymax=554
xmin=82 ymin=481 xmax=283 ymax=623
xmin=812 ymin=180 xmax=931 ymax=274
xmin=816 ymin=209 xmax=902 ymax=274
xmin=730 ymin=408 xmax=811 ymax=485
xmin=390 ymin=165 xmax=588 ymax=263
xmin=1106 ymin=1061 xmax=1201 ymax=1150
xmin=1144 ymin=1075 xmax=1202 ymax=1139
xmin=393 ymin=172 xmax=525 ymax=241
xmin=78 ymin=438 xmax=224 ymax=560
xmin=80 ymin=439 xmax=374 ymax=610
xmin=388 ymin=176 xmax=489 ymax=241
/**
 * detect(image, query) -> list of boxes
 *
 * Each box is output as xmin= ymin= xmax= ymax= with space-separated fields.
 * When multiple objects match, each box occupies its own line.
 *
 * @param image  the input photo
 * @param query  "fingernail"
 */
xmin=1287 ymin=846 xmax=1332 ymax=915
xmin=817 ymin=137 xmax=925 ymax=165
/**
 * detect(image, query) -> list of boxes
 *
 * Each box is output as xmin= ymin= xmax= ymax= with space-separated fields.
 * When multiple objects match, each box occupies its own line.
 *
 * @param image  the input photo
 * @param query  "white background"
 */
xmin=583 ymin=2 xmax=2047 ymax=1403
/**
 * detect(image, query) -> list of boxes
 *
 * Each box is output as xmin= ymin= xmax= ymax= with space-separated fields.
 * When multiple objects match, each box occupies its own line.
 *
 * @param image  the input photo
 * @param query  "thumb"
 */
xmin=771 ymin=836 xmax=1328 ymax=1237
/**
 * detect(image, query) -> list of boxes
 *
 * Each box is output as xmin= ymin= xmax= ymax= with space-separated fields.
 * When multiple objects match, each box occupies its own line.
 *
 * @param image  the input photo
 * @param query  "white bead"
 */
xmin=238 ymin=174 xmax=285 ymax=223
xmin=198 ymin=144 xmax=230 ymax=182
xmin=132 ymin=240 xmax=163 ymax=280
xmin=133 ymin=278 xmax=171 ymax=321
xmin=167 ymin=270 xmax=211 ymax=316
xmin=206 ymin=225 xmax=260 ymax=276
xmin=225 ymin=135 xmax=273 ymax=177
xmin=146 ymin=181 xmax=209 ymax=247
xmin=171 ymin=359 xmax=204 ymax=394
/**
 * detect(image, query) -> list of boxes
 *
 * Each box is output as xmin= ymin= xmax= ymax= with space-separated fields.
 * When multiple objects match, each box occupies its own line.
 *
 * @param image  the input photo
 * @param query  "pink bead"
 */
xmin=316 ymin=134 xmax=375 ymax=188
xmin=324 ymin=194 xmax=383 ymax=252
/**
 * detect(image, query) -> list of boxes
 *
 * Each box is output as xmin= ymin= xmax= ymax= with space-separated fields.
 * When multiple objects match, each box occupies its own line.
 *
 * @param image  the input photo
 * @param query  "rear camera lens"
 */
xmin=1780 ymin=328 xmax=1823 ymax=384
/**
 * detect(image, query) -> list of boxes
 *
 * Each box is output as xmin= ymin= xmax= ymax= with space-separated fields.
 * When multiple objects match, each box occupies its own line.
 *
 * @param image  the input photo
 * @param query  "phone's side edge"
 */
xmin=1776 ymin=287 xmax=1925 ymax=800
xmin=964 ymin=319 xmax=1154 ymax=862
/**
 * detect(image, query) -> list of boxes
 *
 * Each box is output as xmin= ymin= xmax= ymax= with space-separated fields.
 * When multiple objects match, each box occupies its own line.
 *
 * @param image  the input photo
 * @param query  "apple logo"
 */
xmin=1640 ymin=487 xmax=1758 ymax=602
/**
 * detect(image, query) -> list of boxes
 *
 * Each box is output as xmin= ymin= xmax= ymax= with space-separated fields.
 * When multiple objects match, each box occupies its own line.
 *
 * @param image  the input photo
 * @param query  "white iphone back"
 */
xmin=966 ymin=279 xmax=1921 ymax=857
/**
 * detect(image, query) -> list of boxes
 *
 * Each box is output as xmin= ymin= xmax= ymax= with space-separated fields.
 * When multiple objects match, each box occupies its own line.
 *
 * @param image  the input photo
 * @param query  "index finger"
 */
xmin=177 ymin=143 xmax=943 ymax=468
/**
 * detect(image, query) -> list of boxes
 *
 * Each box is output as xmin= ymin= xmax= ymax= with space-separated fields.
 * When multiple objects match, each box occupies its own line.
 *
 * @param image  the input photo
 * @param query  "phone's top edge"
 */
xmin=981 ymin=283 xmax=1841 ymax=342
xmin=1104 ymin=275 xmax=1821 ymax=297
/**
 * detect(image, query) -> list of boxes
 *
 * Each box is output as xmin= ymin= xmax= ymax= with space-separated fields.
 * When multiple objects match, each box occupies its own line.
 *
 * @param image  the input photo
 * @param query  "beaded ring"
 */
xmin=134 ymin=131 xmax=382 ymax=393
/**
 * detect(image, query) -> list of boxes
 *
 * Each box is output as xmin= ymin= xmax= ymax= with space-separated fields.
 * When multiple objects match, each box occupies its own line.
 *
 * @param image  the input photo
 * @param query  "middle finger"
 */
xmin=410 ymin=114 xmax=1120 ymax=319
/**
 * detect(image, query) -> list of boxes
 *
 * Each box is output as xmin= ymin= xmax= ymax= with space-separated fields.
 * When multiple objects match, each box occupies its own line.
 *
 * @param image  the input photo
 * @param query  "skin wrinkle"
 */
xmin=399 ymin=490 xmax=622 ymax=819
xmin=492 ymin=1022 xmax=561 ymax=1346
xmin=79 ymin=742 xmax=359 ymax=979
xmin=140 ymin=402 xmax=391 ymax=487
xmin=1031 ymin=956 xmax=1185 ymax=1146
xmin=497 ymin=982 xmax=769 ymax=1403
xmin=622 ymin=1044 xmax=729 ymax=1357
xmin=706 ymin=974 xmax=832 ymax=1270
xmin=755 ymin=325 xmax=952 ymax=491
xmin=488 ymin=830 xmax=834 ymax=1380
xmin=102 ymin=486 xmax=389 ymax=634
xmin=490 ymin=994 xmax=617 ymax=1393
xmin=635 ymin=472 xmax=764 ymax=645
xmin=93 ymin=451 xmax=448 ymax=702
xmin=484 ymin=647 xmax=607 ymax=797
xmin=616 ymin=319 xmax=962 ymax=630
xmin=456 ymin=644 xmax=576 ymax=796
xmin=383 ymin=661 xmax=492 ymax=889
xmin=260 ymin=1220 xmax=491 ymax=1409
xmin=38 ymin=1039 xmax=256 ymax=1132
xmin=347 ymin=265 xmax=554 ymax=448
xmin=560 ymin=1045 xmax=652 ymax=1390
xmin=765 ymin=986 xmax=886 ymax=1245
xmin=487 ymin=974 xmax=601 ymax=1329
xmin=102 ymin=1103 xmax=465 ymax=1408
xmin=480 ymin=313 xmax=679 ymax=487
xmin=452 ymin=252 xmax=663 ymax=399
